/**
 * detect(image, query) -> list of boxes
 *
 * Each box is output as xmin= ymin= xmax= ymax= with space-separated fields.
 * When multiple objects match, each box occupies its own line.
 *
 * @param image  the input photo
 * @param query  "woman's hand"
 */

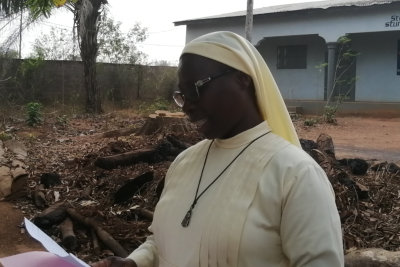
xmin=90 ymin=256 xmax=137 ymax=267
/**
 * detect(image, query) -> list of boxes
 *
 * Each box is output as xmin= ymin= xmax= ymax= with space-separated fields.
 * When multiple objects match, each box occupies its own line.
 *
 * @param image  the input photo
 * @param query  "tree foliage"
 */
xmin=31 ymin=16 xmax=149 ymax=64
xmin=318 ymin=35 xmax=360 ymax=123
xmin=32 ymin=27 xmax=79 ymax=60
xmin=0 ymin=0 xmax=69 ymax=18
xmin=0 ymin=0 xmax=24 ymax=15
xmin=97 ymin=15 xmax=148 ymax=64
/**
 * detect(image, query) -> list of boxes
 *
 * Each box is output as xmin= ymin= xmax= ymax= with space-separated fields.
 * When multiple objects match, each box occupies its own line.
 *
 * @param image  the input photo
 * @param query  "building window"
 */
xmin=397 ymin=40 xmax=400 ymax=75
xmin=277 ymin=45 xmax=307 ymax=69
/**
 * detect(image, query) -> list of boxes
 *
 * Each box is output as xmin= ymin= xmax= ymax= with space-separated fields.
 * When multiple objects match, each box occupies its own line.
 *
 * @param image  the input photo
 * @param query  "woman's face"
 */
xmin=177 ymin=54 xmax=259 ymax=139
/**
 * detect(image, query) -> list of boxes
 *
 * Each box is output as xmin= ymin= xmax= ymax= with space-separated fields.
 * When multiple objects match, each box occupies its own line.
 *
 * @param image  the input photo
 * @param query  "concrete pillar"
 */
xmin=326 ymin=42 xmax=338 ymax=102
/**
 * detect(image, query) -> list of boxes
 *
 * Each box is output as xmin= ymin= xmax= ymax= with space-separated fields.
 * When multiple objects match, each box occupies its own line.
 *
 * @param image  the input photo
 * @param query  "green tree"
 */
xmin=31 ymin=16 xmax=148 ymax=63
xmin=32 ymin=27 xmax=79 ymax=60
xmin=327 ymin=36 xmax=359 ymax=106
xmin=317 ymin=35 xmax=359 ymax=123
xmin=0 ymin=0 xmax=24 ymax=16
xmin=74 ymin=0 xmax=107 ymax=113
xmin=0 ymin=47 xmax=19 ymax=58
xmin=97 ymin=16 xmax=148 ymax=64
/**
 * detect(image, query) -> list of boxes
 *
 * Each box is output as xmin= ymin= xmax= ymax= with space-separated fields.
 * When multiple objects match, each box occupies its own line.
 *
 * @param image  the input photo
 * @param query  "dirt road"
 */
xmin=295 ymin=116 xmax=400 ymax=163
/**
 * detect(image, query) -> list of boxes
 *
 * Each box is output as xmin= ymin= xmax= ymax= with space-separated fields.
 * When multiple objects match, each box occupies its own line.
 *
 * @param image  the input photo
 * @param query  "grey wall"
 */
xmin=184 ymin=3 xmax=400 ymax=44
xmin=0 ymin=59 xmax=177 ymax=107
xmin=352 ymin=31 xmax=400 ymax=102
xmin=257 ymin=35 xmax=326 ymax=100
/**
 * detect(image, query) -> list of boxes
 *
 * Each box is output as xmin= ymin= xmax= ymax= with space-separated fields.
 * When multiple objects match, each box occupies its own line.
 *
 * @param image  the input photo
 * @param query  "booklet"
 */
xmin=0 ymin=218 xmax=89 ymax=267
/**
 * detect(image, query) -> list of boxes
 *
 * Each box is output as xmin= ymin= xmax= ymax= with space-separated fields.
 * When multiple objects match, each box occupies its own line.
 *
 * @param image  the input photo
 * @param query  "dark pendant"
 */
xmin=181 ymin=209 xmax=192 ymax=227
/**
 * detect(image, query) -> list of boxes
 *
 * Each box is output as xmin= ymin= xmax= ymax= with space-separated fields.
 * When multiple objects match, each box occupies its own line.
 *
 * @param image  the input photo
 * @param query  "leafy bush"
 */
xmin=56 ymin=115 xmax=68 ymax=126
xmin=26 ymin=102 xmax=43 ymax=126
xmin=0 ymin=131 xmax=12 ymax=141
xmin=304 ymin=118 xmax=318 ymax=126
xmin=323 ymin=105 xmax=338 ymax=124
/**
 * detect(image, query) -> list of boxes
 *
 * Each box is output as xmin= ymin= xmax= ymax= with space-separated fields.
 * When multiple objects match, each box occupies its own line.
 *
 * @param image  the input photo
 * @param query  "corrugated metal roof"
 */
xmin=174 ymin=0 xmax=400 ymax=25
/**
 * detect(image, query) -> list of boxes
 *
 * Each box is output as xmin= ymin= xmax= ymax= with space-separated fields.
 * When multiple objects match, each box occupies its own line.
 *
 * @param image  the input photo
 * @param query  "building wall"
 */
xmin=251 ymin=4 xmax=399 ymax=43
xmin=183 ymin=3 xmax=400 ymax=106
xmin=257 ymin=35 xmax=326 ymax=100
xmin=352 ymin=31 xmax=400 ymax=102
xmin=185 ymin=3 xmax=400 ymax=44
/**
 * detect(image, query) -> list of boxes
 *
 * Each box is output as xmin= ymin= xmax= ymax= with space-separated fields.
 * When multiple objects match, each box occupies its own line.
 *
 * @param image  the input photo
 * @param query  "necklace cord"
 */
xmin=189 ymin=131 xmax=270 ymax=213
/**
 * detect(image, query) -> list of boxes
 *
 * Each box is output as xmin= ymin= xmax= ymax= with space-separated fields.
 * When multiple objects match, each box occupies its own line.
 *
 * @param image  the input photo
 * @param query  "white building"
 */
xmin=174 ymin=0 xmax=400 ymax=115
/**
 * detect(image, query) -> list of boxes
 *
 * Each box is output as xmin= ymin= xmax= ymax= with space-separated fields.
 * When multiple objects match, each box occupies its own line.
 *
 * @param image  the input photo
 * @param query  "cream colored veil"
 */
xmin=181 ymin=31 xmax=300 ymax=147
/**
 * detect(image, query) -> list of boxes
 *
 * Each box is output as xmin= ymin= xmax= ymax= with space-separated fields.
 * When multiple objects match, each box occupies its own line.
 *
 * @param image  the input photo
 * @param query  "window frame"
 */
xmin=397 ymin=40 xmax=400 ymax=75
xmin=277 ymin=45 xmax=308 ymax=69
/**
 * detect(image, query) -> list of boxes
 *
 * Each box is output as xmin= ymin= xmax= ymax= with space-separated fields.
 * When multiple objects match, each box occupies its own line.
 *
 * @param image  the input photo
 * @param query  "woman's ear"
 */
xmin=236 ymin=72 xmax=253 ymax=90
xmin=236 ymin=72 xmax=255 ymax=96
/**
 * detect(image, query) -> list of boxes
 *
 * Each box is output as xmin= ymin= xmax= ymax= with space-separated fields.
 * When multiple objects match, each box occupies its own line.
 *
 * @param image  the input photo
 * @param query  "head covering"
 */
xmin=181 ymin=31 xmax=300 ymax=147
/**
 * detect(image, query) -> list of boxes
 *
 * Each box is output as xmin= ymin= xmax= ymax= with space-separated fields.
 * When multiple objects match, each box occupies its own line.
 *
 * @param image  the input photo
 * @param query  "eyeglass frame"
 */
xmin=173 ymin=69 xmax=234 ymax=107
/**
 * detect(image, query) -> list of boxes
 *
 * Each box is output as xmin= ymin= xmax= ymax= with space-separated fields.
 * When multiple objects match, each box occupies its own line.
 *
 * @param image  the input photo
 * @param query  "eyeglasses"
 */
xmin=173 ymin=69 xmax=234 ymax=107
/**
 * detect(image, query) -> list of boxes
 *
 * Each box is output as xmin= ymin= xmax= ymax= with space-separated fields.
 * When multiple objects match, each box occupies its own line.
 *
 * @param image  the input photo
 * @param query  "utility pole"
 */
xmin=19 ymin=8 xmax=23 ymax=58
xmin=245 ymin=0 xmax=253 ymax=42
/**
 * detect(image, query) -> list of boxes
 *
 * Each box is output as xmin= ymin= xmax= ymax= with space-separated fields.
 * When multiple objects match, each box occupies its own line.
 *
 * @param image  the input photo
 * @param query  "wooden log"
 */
xmin=114 ymin=172 xmax=154 ymax=204
xmin=60 ymin=217 xmax=77 ymax=250
xmin=40 ymin=173 xmax=61 ymax=188
xmin=91 ymin=228 xmax=101 ymax=255
xmin=102 ymin=121 xmax=142 ymax=138
xmin=33 ymin=203 xmax=67 ymax=229
xmin=133 ymin=208 xmax=153 ymax=221
xmin=95 ymin=139 xmax=186 ymax=170
xmin=95 ymin=148 xmax=157 ymax=170
xmin=345 ymin=248 xmax=400 ymax=267
xmin=310 ymin=149 xmax=334 ymax=178
xmin=33 ymin=184 xmax=47 ymax=209
xmin=66 ymin=208 xmax=128 ymax=257
xmin=338 ymin=158 xmax=369 ymax=175
xmin=316 ymin=133 xmax=336 ymax=158
xmin=165 ymin=135 xmax=189 ymax=150
xmin=299 ymin=138 xmax=318 ymax=155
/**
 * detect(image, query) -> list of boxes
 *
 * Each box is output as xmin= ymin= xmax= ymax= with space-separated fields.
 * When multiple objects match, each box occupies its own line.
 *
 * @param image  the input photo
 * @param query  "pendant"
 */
xmin=181 ymin=209 xmax=192 ymax=227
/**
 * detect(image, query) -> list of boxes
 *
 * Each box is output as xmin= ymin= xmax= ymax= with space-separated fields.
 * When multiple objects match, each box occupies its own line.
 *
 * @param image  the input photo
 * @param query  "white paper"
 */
xmin=24 ymin=218 xmax=90 ymax=267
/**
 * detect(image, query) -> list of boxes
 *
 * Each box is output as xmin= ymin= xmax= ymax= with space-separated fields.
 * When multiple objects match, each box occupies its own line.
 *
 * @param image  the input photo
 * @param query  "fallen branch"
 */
xmin=91 ymin=228 xmax=101 ymax=255
xmin=66 ymin=208 xmax=128 ymax=257
xmin=60 ymin=217 xmax=77 ymax=250
xmin=132 ymin=208 xmax=154 ymax=221
xmin=32 ymin=184 xmax=47 ymax=209
xmin=114 ymin=172 xmax=154 ymax=204
xmin=95 ymin=148 xmax=157 ymax=170
xmin=95 ymin=139 xmax=185 ymax=170
xmin=33 ymin=202 xmax=67 ymax=229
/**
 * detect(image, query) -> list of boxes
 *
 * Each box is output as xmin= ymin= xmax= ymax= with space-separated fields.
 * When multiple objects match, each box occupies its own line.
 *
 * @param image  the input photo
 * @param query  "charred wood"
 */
xmin=91 ymin=228 xmax=101 ymax=255
xmin=95 ymin=139 xmax=185 ymax=170
xmin=33 ymin=203 xmax=67 ymax=229
xmin=60 ymin=217 xmax=77 ymax=250
xmin=66 ymin=208 xmax=128 ymax=257
xmin=114 ymin=172 xmax=154 ymax=204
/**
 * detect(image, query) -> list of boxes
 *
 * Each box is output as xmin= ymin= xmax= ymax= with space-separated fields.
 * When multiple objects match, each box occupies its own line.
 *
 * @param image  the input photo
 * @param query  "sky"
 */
xmin=4 ymin=0 xmax=322 ymax=64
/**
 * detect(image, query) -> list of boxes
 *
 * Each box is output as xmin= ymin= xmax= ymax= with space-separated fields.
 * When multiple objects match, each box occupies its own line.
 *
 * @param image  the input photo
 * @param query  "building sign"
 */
xmin=385 ymin=15 xmax=400 ymax=28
